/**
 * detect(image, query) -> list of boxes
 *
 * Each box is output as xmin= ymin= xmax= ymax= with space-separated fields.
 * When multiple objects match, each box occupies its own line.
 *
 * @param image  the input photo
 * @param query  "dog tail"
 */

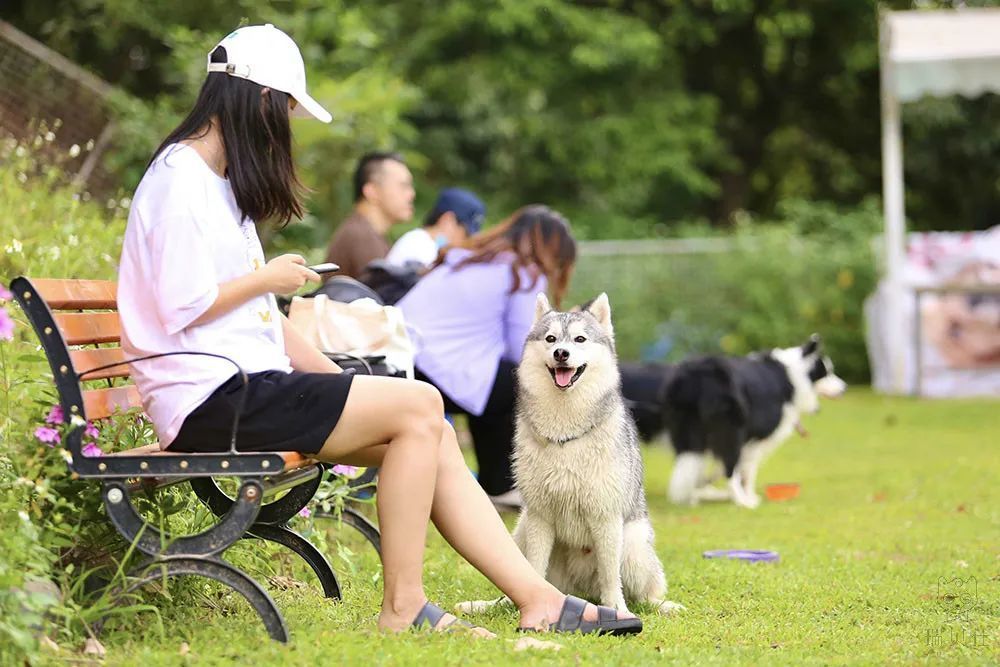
xmin=663 ymin=357 xmax=747 ymax=426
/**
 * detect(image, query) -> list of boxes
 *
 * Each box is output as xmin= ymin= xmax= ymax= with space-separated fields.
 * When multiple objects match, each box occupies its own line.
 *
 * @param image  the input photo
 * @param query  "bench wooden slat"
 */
xmin=71 ymin=347 xmax=130 ymax=380
xmin=32 ymin=278 xmax=117 ymax=310
xmin=24 ymin=276 xmax=317 ymax=477
xmin=83 ymin=384 xmax=142 ymax=420
xmin=279 ymin=452 xmax=310 ymax=470
xmin=54 ymin=312 xmax=120 ymax=345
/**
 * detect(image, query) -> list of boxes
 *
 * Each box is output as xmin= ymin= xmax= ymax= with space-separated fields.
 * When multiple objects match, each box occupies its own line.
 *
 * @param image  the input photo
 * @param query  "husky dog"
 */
xmin=661 ymin=336 xmax=847 ymax=509
xmin=473 ymin=293 xmax=681 ymax=615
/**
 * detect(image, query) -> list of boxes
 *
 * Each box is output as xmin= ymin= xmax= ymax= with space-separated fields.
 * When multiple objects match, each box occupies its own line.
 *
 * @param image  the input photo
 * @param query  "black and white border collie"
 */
xmin=621 ymin=335 xmax=847 ymax=509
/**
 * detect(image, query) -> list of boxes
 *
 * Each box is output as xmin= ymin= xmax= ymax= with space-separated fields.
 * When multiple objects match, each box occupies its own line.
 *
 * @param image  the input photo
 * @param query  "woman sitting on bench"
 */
xmin=116 ymin=24 xmax=640 ymax=637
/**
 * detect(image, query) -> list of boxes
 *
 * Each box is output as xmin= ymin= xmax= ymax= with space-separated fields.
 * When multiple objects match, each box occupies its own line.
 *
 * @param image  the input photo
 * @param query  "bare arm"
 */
xmin=281 ymin=313 xmax=343 ymax=373
xmin=188 ymin=271 xmax=267 ymax=327
xmin=187 ymin=254 xmax=320 ymax=328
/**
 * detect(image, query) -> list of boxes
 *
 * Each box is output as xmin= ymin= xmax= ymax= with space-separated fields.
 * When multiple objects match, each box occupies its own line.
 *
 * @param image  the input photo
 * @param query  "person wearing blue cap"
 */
xmin=386 ymin=188 xmax=486 ymax=268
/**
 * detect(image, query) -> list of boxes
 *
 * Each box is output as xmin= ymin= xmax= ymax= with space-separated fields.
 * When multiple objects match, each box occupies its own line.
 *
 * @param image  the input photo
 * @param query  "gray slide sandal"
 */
xmin=518 ymin=595 xmax=643 ymax=636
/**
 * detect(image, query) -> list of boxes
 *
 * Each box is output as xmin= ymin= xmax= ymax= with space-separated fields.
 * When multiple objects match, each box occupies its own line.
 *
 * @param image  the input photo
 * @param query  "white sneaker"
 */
xmin=487 ymin=488 xmax=523 ymax=511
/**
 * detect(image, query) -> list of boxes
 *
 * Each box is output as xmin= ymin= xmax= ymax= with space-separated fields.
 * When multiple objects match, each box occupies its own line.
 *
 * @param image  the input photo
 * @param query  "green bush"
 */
xmin=1 ymin=133 xmax=127 ymax=662
xmin=0 ymin=133 xmax=127 ymax=282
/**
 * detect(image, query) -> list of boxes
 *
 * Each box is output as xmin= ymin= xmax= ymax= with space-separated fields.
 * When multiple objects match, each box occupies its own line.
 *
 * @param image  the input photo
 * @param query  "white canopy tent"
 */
xmin=877 ymin=8 xmax=1000 ymax=393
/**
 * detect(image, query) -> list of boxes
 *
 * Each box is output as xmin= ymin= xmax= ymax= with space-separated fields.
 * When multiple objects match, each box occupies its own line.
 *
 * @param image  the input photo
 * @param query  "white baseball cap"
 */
xmin=206 ymin=24 xmax=332 ymax=123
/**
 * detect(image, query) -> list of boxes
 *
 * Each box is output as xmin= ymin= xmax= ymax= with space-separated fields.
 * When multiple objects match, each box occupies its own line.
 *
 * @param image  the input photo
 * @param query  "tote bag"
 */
xmin=287 ymin=295 xmax=415 ymax=378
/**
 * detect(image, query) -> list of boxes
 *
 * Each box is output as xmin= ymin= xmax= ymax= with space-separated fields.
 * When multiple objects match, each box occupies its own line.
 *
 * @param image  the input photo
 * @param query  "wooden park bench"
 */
xmin=9 ymin=276 xmax=381 ymax=642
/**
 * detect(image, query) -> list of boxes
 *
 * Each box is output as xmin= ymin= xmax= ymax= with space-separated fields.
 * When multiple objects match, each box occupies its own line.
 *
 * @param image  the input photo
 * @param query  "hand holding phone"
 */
xmin=308 ymin=263 xmax=340 ymax=275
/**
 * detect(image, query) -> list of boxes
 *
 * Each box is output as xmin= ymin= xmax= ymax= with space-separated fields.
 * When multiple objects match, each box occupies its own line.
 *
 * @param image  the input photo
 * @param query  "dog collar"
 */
xmin=536 ymin=421 xmax=598 ymax=446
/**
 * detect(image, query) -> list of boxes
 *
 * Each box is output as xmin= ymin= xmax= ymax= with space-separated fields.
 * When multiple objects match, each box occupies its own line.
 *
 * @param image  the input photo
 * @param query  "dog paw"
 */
xmin=455 ymin=596 xmax=509 ymax=614
xmin=735 ymin=495 xmax=760 ymax=509
xmin=655 ymin=600 xmax=686 ymax=616
xmin=604 ymin=597 xmax=630 ymax=613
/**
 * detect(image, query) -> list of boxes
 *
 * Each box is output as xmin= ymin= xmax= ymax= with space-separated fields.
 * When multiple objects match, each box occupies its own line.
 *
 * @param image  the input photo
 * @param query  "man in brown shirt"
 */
xmin=325 ymin=152 xmax=415 ymax=279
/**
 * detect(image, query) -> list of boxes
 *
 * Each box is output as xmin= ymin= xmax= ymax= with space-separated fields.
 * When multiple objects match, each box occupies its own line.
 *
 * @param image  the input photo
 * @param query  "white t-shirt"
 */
xmin=118 ymin=144 xmax=291 ymax=448
xmin=386 ymin=227 xmax=439 ymax=267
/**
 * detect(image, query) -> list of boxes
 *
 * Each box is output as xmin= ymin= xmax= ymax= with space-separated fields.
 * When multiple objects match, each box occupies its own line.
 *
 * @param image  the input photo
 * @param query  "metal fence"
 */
xmin=0 ymin=20 xmax=115 ymax=192
xmin=570 ymin=238 xmax=741 ymax=362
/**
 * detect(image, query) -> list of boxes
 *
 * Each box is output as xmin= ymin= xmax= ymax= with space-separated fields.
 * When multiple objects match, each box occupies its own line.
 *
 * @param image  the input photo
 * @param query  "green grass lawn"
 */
xmin=94 ymin=390 xmax=998 ymax=665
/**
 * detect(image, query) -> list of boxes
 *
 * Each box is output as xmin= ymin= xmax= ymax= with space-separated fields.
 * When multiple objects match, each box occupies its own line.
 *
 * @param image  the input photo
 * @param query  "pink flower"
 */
xmin=0 ymin=308 xmax=13 ymax=341
xmin=0 ymin=285 xmax=11 ymax=301
xmin=45 ymin=404 xmax=64 ymax=425
xmin=331 ymin=464 xmax=358 ymax=477
xmin=84 ymin=422 xmax=100 ymax=440
xmin=298 ymin=507 xmax=311 ymax=518
xmin=81 ymin=443 xmax=103 ymax=458
xmin=34 ymin=426 xmax=61 ymax=445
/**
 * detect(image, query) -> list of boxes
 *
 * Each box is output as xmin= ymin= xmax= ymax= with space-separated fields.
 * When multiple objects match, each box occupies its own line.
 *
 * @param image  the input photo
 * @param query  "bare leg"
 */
xmin=427 ymin=422 xmax=636 ymax=629
xmin=314 ymin=377 xmax=458 ymax=632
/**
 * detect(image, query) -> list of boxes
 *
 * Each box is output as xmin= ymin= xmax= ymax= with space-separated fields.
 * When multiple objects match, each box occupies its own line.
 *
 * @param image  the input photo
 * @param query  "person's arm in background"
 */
xmin=503 ymin=274 xmax=549 ymax=362
xmin=281 ymin=313 xmax=343 ymax=373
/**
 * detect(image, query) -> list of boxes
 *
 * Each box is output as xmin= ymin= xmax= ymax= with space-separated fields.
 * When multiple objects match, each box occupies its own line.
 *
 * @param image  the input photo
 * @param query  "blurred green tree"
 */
xmin=2 ymin=0 xmax=997 ymax=237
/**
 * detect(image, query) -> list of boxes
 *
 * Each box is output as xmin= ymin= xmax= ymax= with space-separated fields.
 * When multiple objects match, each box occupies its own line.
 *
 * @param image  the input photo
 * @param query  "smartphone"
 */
xmin=308 ymin=263 xmax=340 ymax=275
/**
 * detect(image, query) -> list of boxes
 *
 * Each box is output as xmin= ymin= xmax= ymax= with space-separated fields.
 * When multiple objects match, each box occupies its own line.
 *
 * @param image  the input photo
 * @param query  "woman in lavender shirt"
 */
xmin=397 ymin=205 xmax=577 ymax=508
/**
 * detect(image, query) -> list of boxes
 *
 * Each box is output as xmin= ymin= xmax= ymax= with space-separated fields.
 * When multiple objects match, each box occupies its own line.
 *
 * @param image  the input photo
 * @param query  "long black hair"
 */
xmin=150 ymin=46 xmax=304 ymax=226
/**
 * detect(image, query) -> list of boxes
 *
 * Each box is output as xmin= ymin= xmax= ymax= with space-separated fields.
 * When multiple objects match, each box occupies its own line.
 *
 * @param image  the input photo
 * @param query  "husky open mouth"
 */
xmin=548 ymin=364 xmax=587 ymax=389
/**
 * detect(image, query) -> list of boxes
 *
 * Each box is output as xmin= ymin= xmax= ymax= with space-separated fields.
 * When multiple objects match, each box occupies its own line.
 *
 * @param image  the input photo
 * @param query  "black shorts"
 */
xmin=168 ymin=370 xmax=354 ymax=454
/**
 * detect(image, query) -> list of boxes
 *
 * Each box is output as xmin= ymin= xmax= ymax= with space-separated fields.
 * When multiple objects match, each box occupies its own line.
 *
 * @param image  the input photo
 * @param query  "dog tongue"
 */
xmin=795 ymin=421 xmax=809 ymax=438
xmin=554 ymin=368 xmax=575 ymax=387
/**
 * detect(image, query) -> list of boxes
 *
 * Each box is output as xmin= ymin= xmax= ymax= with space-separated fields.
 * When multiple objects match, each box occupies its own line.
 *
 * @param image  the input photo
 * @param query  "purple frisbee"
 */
xmin=703 ymin=549 xmax=779 ymax=563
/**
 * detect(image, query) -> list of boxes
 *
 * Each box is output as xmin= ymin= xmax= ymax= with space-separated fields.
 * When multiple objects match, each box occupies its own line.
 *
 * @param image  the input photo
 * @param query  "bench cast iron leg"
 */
xmin=101 ymin=556 xmax=288 ymax=642
xmin=104 ymin=479 xmax=262 ymax=558
xmin=246 ymin=523 xmax=341 ymax=599
xmin=317 ymin=506 xmax=382 ymax=556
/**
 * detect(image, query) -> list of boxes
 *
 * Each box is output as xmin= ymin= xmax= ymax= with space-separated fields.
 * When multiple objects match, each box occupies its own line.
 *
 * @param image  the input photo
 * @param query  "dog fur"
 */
xmin=621 ymin=337 xmax=846 ymax=509
xmin=459 ymin=294 xmax=682 ymax=617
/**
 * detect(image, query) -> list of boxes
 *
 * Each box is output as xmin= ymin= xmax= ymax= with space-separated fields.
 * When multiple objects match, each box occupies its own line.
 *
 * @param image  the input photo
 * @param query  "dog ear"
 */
xmin=534 ymin=292 xmax=552 ymax=322
xmin=586 ymin=293 xmax=614 ymax=336
xmin=802 ymin=333 xmax=821 ymax=357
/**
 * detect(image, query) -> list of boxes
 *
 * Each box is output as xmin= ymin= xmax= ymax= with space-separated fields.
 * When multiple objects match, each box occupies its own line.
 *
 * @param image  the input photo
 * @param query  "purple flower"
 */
xmin=0 ymin=308 xmax=13 ymax=341
xmin=81 ymin=442 xmax=103 ymax=458
xmin=84 ymin=422 xmax=100 ymax=440
xmin=331 ymin=464 xmax=358 ymax=477
xmin=0 ymin=285 xmax=11 ymax=301
xmin=45 ymin=404 xmax=64 ymax=425
xmin=297 ymin=507 xmax=311 ymax=518
xmin=34 ymin=426 xmax=61 ymax=445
